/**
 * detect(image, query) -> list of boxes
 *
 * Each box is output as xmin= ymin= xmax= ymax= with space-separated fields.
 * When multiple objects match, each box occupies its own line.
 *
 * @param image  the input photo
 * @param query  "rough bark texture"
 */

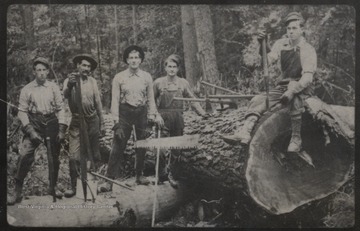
xmin=181 ymin=5 xmax=200 ymax=88
xmin=98 ymin=97 xmax=354 ymax=216
xmin=7 ymin=179 xmax=188 ymax=227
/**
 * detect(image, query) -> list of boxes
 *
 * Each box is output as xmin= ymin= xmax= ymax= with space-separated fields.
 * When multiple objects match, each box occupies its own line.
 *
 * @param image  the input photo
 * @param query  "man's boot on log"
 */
xmin=287 ymin=114 xmax=302 ymax=153
xmin=7 ymin=179 xmax=23 ymax=205
xmin=64 ymin=159 xmax=78 ymax=198
xmin=221 ymin=115 xmax=259 ymax=145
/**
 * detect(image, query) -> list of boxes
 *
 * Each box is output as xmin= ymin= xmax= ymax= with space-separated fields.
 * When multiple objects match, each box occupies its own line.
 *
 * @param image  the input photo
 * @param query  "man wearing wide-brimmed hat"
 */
xmin=98 ymin=45 xmax=164 ymax=192
xmin=221 ymin=12 xmax=317 ymax=154
xmin=62 ymin=53 xmax=105 ymax=198
xmin=7 ymin=57 xmax=67 ymax=205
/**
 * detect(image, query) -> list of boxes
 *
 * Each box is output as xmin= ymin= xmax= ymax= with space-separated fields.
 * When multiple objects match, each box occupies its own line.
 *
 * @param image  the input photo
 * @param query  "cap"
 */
xmin=33 ymin=57 xmax=50 ymax=68
xmin=284 ymin=12 xmax=304 ymax=24
xmin=73 ymin=54 xmax=98 ymax=71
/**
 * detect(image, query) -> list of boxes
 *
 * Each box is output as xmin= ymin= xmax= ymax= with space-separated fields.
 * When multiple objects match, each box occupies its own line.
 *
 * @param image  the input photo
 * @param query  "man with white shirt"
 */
xmin=99 ymin=45 xmax=164 ymax=192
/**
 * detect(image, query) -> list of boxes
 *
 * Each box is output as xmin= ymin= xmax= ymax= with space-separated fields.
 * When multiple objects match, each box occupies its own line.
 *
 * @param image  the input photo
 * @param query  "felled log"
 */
xmin=7 ymin=178 xmax=187 ymax=227
xmin=178 ymin=96 xmax=354 ymax=215
xmin=97 ymin=96 xmax=354 ymax=216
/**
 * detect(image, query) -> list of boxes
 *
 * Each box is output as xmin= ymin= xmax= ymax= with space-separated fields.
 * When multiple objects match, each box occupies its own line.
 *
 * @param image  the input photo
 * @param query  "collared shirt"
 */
xmin=153 ymin=76 xmax=206 ymax=115
xmin=111 ymin=68 xmax=158 ymax=122
xmin=268 ymin=36 xmax=317 ymax=83
xmin=63 ymin=75 xmax=103 ymax=124
xmin=18 ymin=79 xmax=66 ymax=125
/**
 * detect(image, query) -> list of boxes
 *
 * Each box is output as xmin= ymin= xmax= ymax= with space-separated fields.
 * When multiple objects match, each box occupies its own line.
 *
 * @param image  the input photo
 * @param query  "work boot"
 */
xmin=64 ymin=176 xmax=77 ymax=198
xmin=65 ymin=159 xmax=78 ymax=197
xmin=287 ymin=115 xmax=302 ymax=153
xmin=48 ymin=187 xmax=63 ymax=199
xmin=97 ymin=181 xmax=113 ymax=193
xmin=168 ymin=172 xmax=178 ymax=189
xmin=136 ymin=175 xmax=150 ymax=185
xmin=221 ymin=115 xmax=258 ymax=145
xmin=7 ymin=179 xmax=23 ymax=206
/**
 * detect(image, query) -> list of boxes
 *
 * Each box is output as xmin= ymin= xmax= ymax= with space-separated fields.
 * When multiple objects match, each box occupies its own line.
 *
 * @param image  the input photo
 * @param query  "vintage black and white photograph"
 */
xmin=5 ymin=3 xmax=355 ymax=228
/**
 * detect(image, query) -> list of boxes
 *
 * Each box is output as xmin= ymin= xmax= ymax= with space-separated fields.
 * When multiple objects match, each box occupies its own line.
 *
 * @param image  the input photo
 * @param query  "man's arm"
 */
xmin=183 ymin=79 xmax=206 ymax=116
xmin=52 ymin=83 xmax=67 ymax=125
xmin=63 ymin=78 xmax=71 ymax=99
xmin=92 ymin=78 xmax=104 ymax=125
xmin=110 ymin=75 xmax=120 ymax=123
xmin=146 ymin=74 xmax=159 ymax=117
xmin=17 ymin=88 xmax=30 ymax=126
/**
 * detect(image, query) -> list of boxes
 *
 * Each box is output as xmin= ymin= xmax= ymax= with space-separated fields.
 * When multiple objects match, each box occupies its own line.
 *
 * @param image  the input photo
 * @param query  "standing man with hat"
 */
xmin=62 ymin=54 xmax=105 ymax=198
xmin=221 ymin=12 xmax=317 ymax=153
xmin=7 ymin=57 xmax=67 ymax=205
xmin=99 ymin=45 xmax=164 ymax=192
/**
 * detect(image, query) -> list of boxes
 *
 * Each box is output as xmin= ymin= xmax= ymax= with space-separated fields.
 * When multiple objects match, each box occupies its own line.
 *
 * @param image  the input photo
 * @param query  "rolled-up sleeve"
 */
xmin=146 ymin=74 xmax=158 ymax=116
xmin=18 ymin=87 xmax=30 ymax=126
xmin=52 ymin=83 xmax=67 ymax=124
xmin=300 ymin=43 xmax=317 ymax=75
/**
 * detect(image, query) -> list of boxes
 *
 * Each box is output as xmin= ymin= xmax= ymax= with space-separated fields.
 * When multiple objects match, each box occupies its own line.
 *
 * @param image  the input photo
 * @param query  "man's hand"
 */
xmin=57 ymin=123 xmax=68 ymax=143
xmin=100 ymin=122 xmax=106 ymax=137
xmin=280 ymin=90 xmax=295 ymax=105
xmin=67 ymin=73 xmax=78 ymax=90
xmin=112 ymin=123 xmax=125 ymax=140
xmin=257 ymin=29 xmax=267 ymax=42
xmin=202 ymin=113 xmax=213 ymax=119
xmin=23 ymin=124 xmax=43 ymax=145
xmin=154 ymin=114 xmax=164 ymax=128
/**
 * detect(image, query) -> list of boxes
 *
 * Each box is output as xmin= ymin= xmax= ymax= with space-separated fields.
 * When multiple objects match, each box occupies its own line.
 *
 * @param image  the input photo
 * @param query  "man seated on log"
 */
xmin=221 ymin=12 xmax=317 ymax=153
xmin=7 ymin=57 xmax=67 ymax=205
xmin=153 ymin=54 xmax=209 ymax=188
xmin=62 ymin=54 xmax=105 ymax=198
xmin=98 ymin=45 xmax=164 ymax=192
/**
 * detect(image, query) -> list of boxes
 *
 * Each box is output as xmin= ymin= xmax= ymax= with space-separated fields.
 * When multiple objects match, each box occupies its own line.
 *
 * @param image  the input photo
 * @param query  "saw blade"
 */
xmin=134 ymin=134 xmax=200 ymax=150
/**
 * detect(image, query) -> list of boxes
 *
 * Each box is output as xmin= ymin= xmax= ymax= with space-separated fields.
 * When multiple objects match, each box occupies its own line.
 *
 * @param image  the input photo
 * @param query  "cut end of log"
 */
xmin=246 ymin=102 xmax=354 ymax=215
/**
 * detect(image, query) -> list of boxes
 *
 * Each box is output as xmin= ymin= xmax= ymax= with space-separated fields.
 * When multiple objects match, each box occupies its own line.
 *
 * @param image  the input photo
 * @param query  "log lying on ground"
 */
xmin=177 ymin=96 xmax=354 ymax=215
xmin=96 ymin=96 xmax=354 ymax=216
xmin=7 ymin=178 xmax=187 ymax=227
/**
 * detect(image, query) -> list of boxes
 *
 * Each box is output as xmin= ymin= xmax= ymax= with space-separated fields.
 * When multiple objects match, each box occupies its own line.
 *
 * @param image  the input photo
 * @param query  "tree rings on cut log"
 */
xmin=246 ymin=99 xmax=354 ymax=215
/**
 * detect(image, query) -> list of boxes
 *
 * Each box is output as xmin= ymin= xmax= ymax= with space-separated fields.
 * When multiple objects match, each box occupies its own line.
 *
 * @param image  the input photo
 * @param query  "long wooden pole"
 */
xmin=151 ymin=129 xmax=161 ymax=227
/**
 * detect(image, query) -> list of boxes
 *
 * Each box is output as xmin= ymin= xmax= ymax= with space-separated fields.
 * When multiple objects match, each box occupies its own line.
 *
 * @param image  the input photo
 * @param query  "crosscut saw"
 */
xmin=133 ymin=125 xmax=200 ymax=150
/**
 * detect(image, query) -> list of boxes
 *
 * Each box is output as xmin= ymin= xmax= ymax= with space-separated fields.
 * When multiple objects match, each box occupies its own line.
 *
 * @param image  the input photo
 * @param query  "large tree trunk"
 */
xmin=7 ymin=178 xmax=188 ymax=227
xmin=193 ymin=5 xmax=219 ymax=86
xmin=96 ymin=97 xmax=354 ymax=219
xmin=181 ymin=5 xmax=200 ymax=88
xmin=20 ymin=5 xmax=35 ymax=50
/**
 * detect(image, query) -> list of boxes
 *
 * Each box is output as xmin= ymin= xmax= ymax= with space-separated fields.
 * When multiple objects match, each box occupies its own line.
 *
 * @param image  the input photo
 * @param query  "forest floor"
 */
xmin=6 ymin=110 xmax=354 ymax=228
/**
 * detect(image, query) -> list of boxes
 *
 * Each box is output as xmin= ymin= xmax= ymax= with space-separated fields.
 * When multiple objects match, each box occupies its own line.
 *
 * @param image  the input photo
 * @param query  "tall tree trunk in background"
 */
xmin=20 ymin=5 xmax=35 ymax=50
xmin=114 ymin=5 xmax=119 ymax=71
xmin=193 ymin=5 xmax=219 ymax=86
xmin=132 ymin=5 xmax=137 ymax=44
xmin=181 ymin=5 xmax=200 ymax=88
xmin=84 ymin=5 xmax=91 ymax=52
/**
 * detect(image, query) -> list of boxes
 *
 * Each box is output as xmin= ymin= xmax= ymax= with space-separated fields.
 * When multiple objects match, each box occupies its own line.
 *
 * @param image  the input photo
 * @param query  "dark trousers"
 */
xmin=68 ymin=113 xmax=101 ymax=180
xmin=106 ymin=104 xmax=147 ymax=179
xmin=245 ymin=83 xmax=313 ymax=119
xmin=158 ymin=110 xmax=184 ymax=178
xmin=16 ymin=114 xmax=60 ymax=185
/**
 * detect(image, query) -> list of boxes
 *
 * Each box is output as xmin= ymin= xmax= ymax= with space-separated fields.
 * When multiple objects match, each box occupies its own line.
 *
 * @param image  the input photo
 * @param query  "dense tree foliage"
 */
xmin=6 ymin=4 xmax=355 ymax=113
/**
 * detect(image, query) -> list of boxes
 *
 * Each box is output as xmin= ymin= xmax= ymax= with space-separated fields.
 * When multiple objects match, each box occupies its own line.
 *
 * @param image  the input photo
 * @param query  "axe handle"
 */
xmin=89 ymin=172 xmax=134 ymax=191
xmin=46 ymin=137 xmax=56 ymax=202
xmin=151 ymin=129 xmax=161 ymax=227
xmin=208 ymin=94 xmax=255 ymax=99
xmin=200 ymin=81 xmax=238 ymax=94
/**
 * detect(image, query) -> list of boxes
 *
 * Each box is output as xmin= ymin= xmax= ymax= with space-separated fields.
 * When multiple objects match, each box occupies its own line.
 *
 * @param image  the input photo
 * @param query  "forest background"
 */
xmin=6 ymin=4 xmax=355 ymax=112
xmin=4 ymin=4 xmax=356 ymax=228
